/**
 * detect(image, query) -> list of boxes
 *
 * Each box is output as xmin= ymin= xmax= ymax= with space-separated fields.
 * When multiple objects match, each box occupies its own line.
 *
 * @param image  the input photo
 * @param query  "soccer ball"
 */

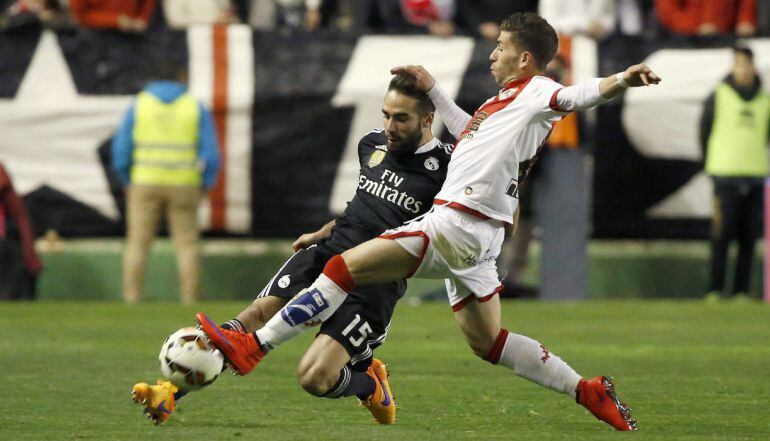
xmin=158 ymin=327 xmax=224 ymax=391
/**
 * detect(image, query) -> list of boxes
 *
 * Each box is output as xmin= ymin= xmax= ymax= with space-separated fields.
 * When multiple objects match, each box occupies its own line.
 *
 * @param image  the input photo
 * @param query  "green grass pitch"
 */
xmin=1 ymin=300 xmax=769 ymax=440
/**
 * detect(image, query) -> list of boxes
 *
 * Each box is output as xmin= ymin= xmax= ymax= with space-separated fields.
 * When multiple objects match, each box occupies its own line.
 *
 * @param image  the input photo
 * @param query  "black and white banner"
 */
xmin=595 ymin=36 xmax=770 ymax=238
xmin=0 ymin=28 xmax=767 ymax=238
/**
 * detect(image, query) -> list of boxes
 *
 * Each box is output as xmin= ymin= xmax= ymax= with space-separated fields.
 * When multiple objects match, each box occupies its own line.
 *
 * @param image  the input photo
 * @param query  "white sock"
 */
xmin=255 ymin=274 xmax=348 ymax=349
xmin=498 ymin=332 xmax=581 ymax=398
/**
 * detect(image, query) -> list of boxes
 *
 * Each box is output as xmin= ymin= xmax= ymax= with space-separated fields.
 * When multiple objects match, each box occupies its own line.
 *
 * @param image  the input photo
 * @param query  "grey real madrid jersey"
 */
xmin=319 ymin=129 xmax=452 ymax=257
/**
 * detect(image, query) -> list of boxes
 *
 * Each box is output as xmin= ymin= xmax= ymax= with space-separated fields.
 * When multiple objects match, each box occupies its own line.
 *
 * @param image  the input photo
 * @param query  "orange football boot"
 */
xmin=577 ymin=376 xmax=638 ymax=431
xmin=360 ymin=358 xmax=397 ymax=424
xmin=131 ymin=380 xmax=178 ymax=425
xmin=195 ymin=312 xmax=266 ymax=375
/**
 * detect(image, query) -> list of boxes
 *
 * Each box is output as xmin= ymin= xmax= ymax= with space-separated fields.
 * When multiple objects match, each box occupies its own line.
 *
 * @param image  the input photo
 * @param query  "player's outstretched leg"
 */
xmin=195 ymin=312 xmax=267 ymax=375
xmin=131 ymin=380 xmax=181 ymax=425
xmin=360 ymin=358 xmax=397 ymax=424
xmin=456 ymin=299 xmax=636 ymax=430
xmin=577 ymin=376 xmax=638 ymax=431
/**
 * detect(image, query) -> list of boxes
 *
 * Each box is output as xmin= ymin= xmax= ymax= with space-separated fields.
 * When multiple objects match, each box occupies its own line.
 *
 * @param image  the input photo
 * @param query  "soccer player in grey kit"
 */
xmin=132 ymin=73 xmax=452 ymax=425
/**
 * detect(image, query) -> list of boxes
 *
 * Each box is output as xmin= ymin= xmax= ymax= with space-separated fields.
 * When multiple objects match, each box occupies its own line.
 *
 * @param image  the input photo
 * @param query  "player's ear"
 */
xmin=520 ymin=51 xmax=532 ymax=68
xmin=423 ymin=111 xmax=434 ymax=128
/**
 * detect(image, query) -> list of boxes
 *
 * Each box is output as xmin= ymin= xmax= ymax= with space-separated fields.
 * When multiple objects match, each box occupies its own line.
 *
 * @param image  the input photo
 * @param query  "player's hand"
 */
xmin=622 ymin=64 xmax=661 ymax=87
xmin=390 ymin=65 xmax=436 ymax=92
xmin=292 ymin=232 xmax=320 ymax=251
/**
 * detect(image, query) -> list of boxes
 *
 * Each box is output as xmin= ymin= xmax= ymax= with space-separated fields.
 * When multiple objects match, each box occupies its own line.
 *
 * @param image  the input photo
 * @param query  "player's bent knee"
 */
xmin=466 ymin=333 xmax=497 ymax=360
xmin=297 ymin=362 xmax=338 ymax=397
xmin=245 ymin=302 xmax=270 ymax=326
xmin=469 ymin=341 xmax=491 ymax=359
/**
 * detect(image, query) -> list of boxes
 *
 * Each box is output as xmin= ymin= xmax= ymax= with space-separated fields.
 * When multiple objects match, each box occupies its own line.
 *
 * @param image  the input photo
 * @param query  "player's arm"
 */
xmin=291 ymin=220 xmax=336 ymax=251
xmin=390 ymin=65 xmax=472 ymax=139
xmin=598 ymin=64 xmax=661 ymax=99
xmin=552 ymin=64 xmax=661 ymax=112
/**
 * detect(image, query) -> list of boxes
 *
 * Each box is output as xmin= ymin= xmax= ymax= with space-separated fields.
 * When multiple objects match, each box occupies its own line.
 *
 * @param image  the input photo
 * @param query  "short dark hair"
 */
xmin=734 ymin=45 xmax=753 ymax=60
xmin=388 ymin=74 xmax=435 ymax=116
xmin=500 ymin=12 xmax=558 ymax=70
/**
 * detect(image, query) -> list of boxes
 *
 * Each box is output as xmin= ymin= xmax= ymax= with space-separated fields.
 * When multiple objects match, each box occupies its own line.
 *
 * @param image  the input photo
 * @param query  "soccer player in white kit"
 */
xmin=197 ymin=12 xmax=660 ymax=431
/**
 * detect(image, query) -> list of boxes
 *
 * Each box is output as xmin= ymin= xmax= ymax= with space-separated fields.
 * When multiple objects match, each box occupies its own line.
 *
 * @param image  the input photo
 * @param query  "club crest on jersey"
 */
xmin=277 ymin=275 xmax=291 ymax=289
xmin=368 ymin=150 xmax=386 ymax=168
xmin=424 ymin=156 xmax=439 ymax=171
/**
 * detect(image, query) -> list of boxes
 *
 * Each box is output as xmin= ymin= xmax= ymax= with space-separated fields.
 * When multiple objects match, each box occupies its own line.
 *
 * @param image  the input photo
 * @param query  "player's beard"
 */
xmin=386 ymin=128 xmax=423 ymax=158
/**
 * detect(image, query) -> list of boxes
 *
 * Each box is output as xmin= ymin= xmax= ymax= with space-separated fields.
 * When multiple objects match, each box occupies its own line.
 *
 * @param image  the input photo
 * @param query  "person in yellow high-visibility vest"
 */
xmin=701 ymin=46 xmax=770 ymax=300
xmin=112 ymin=64 xmax=220 ymax=304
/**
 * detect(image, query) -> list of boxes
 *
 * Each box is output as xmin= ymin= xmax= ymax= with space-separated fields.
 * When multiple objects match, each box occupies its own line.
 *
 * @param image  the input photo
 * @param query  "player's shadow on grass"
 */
xmin=171 ymin=413 xmax=268 ymax=430
xmin=174 ymin=420 xmax=269 ymax=430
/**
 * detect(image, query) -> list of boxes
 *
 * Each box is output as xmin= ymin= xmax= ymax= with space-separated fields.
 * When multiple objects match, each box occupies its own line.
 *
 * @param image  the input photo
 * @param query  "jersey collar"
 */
xmin=502 ymin=76 xmax=533 ymax=91
xmin=414 ymin=137 xmax=440 ymax=155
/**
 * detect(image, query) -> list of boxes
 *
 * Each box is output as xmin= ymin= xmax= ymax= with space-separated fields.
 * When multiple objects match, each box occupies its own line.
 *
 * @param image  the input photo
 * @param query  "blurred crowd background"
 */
xmin=1 ymin=0 xmax=768 ymax=38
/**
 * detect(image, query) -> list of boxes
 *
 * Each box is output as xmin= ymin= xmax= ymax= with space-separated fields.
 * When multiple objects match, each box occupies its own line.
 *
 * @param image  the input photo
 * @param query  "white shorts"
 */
xmin=379 ymin=205 xmax=505 ymax=311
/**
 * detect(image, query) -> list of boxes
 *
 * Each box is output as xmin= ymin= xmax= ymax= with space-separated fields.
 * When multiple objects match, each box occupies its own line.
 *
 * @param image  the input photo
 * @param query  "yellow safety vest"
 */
xmin=705 ymin=83 xmax=770 ymax=177
xmin=131 ymin=91 xmax=202 ymax=186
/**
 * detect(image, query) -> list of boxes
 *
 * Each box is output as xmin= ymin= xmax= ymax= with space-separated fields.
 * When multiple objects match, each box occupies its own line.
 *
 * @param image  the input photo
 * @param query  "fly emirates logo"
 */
xmin=357 ymin=170 xmax=424 ymax=214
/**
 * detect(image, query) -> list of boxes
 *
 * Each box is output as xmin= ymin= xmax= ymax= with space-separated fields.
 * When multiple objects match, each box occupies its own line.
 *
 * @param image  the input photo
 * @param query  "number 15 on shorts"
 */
xmin=341 ymin=314 xmax=372 ymax=347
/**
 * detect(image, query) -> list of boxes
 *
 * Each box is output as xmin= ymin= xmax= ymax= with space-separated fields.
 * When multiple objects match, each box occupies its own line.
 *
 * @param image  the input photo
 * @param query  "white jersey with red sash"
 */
xmin=376 ymin=74 xmax=608 ymax=306
xmin=434 ymin=75 xmax=573 ymax=223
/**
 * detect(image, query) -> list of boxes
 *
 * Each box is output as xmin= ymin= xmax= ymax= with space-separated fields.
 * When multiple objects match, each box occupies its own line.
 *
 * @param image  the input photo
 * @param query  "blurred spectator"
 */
xmin=112 ymin=63 xmax=220 ymax=304
xmin=456 ymin=0 xmax=537 ymax=41
xmin=757 ymin=0 xmax=769 ymax=35
xmin=655 ymin=0 xmax=756 ymax=36
xmin=331 ymin=0 xmax=354 ymax=30
xmin=701 ymin=46 xmax=770 ymax=300
xmin=353 ymin=0 xmax=458 ymax=37
xmin=247 ymin=0 xmax=329 ymax=31
xmin=0 ymin=0 xmax=73 ymax=30
xmin=539 ymin=0 xmax=617 ymax=39
xmin=401 ymin=0 xmax=456 ymax=37
xmin=277 ymin=0 xmax=322 ymax=30
xmin=70 ymin=0 xmax=157 ymax=33
xmin=0 ymin=162 xmax=43 ymax=301
xmin=163 ymin=0 xmax=237 ymax=29
xmin=616 ymin=0 xmax=644 ymax=36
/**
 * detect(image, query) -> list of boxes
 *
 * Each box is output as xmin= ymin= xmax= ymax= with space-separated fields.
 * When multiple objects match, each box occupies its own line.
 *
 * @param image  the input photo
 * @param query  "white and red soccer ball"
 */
xmin=159 ymin=327 xmax=224 ymax=391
